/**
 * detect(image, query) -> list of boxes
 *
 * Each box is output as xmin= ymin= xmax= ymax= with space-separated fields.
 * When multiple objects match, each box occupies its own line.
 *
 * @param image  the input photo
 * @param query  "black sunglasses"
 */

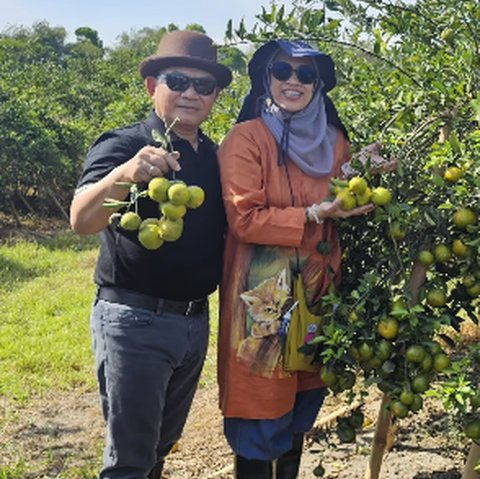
xmin=157 ymin=72 xmax=217 ymax=96
xmin=268 ymin=61 xmax=318 ymax=85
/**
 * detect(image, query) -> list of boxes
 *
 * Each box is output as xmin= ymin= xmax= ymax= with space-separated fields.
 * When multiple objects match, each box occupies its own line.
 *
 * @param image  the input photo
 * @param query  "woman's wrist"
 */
xmin=305 ymin=204 xmax=324 ymax=224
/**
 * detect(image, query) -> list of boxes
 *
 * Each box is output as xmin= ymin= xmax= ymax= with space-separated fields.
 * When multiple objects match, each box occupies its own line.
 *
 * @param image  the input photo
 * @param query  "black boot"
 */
xmin=235 ymin=454 xmax=273 ymax=479
xmin=276 ymin=433 xmax=304 ymax=479
xmin=147 ymin=460 xmax=164 ymax=479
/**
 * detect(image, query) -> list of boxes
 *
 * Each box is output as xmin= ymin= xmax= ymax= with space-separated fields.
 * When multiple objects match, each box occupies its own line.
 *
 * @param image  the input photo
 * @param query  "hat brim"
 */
xmin=248 ymin=40 xmax=336 ymax=93
xmin=139 ymin=56 xmax=232 ymax=89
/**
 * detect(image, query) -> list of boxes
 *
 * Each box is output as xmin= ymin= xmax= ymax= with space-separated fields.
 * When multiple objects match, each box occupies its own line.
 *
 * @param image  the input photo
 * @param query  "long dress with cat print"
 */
xmin=218 ymin=118 xmax=351 ymax=420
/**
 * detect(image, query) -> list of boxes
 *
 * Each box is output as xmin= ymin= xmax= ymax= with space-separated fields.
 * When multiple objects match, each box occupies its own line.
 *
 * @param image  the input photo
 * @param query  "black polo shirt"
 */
xmin=76 ymin=110 xmax=226 ymax=301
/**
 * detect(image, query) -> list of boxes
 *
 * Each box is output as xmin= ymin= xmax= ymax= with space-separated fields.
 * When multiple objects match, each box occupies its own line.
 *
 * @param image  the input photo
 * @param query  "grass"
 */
xmin=0 ymin=230 xmax=220 ymax=478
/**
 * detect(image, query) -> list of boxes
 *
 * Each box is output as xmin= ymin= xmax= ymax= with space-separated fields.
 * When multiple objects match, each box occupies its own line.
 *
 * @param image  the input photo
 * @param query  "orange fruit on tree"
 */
xmin=433 ymin=353 xmax=451 ymax=372
xmin=320 ymin=367 xmax=338 ymax=387
xmin=467 ymin=283 xmax=480 ymax=297
xmin=406 ymin=345 xmax=426 ymax=363
xmin=371 ymin=187 xmax=392 ymax=206
xmin=452 ymin=239 xmax=471 ymax=258
xmin=412 ymin=374 xmax=430 ymax=393
xmin=417 ymin=250 xmax=434 ymax=266
xmin=426 ymin=287 xmax=447 ymax=307
xmin=376 ymin=339 xmax=393 ymax=361
xmin=434 ymin=244 xmax=451 ymax=262
xmin=390 ymin=400 xmax=409 ymax=418
xmin=400 ymin=389 xmax=415 ymax=406
xmin=377 ymin=317 xmax=399 ymax=340
xmin=443 ymin=166 xmax=463 ymax=183
xmin=410 ymin=394 xmax=424 ymax=412
xmin=388 ymin=222 xmax=407 ymax=240
xmin=453 ymin=208 xmax=477 ymax=229
xmin=421 ymin=353 xmax=433 ymax=371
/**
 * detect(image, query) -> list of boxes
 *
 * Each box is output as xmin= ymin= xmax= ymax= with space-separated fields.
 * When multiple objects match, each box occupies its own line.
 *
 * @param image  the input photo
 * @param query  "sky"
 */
xmin=0 ymin=0 xmax=295 ymax=47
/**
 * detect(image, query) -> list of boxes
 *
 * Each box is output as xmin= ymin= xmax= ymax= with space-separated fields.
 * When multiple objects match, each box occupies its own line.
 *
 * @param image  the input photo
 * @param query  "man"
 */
xmin=70 ymin=30 xmax=232 ymax=479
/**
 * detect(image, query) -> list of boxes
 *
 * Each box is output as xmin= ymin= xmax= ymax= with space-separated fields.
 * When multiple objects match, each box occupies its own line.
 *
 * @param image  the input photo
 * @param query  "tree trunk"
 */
xmin=17 ymin=190 xmax=36 ymax=215
xmin=364 ymin=395 xmax=392 ymax=479
xmin=45 ymin=187 xmax=70 ymax=223
xmin=364 ymin=262 xmax=428 ymax=479
xmin=7 ymin=195 xmax=22 ymax=227
xmin=463 ymin=442 xmax=480 ymax=479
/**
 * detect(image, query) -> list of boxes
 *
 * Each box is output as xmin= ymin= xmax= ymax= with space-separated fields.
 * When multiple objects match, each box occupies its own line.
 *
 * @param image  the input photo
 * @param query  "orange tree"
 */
xmin=227 ymin=0 xmax=480 ymax=476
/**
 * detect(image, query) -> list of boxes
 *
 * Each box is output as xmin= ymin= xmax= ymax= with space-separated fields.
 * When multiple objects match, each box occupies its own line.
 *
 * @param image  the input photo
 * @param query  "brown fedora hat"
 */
xmin=139 ymin=30 xmax=232 ymax=89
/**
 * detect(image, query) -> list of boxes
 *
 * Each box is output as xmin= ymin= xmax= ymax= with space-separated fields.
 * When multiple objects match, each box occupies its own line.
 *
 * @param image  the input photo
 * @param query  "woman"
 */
xmin=217 ymin=39 xmax=375 ymax=479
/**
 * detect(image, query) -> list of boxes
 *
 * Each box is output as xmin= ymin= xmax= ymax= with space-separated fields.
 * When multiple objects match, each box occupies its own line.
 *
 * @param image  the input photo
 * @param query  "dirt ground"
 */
xmin=0 ymin=382 xmax=470 ymax=479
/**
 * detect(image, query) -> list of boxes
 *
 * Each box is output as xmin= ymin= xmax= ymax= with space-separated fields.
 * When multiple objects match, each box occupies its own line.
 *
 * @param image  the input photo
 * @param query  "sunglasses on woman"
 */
xmin=268 ymin=61 xmax=318 ymax=85
xmin=157 ymin=72 xmax=217 ymax=96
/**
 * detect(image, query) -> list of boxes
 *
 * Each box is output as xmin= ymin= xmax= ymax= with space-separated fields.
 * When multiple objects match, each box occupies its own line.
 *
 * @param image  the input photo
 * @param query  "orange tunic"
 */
xmin=218 ymin=118 xmax=351 ymax=420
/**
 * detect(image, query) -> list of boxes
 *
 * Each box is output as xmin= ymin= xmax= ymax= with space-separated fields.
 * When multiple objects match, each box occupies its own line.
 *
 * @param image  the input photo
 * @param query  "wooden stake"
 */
xmin=364 ymin=395 xmax=392 ymax=479
xmin=463 ymin=442 xmax=480 ymax=479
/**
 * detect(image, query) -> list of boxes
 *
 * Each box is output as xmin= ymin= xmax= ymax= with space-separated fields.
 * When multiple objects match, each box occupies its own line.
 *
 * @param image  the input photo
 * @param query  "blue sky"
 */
xmin=0 ymin=0 xmax=295 ymax=47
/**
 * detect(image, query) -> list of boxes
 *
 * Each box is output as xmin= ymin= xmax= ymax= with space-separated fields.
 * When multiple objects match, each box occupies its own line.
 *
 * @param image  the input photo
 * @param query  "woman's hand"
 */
xmin=307 ymin=198 xmax=375 ymax=223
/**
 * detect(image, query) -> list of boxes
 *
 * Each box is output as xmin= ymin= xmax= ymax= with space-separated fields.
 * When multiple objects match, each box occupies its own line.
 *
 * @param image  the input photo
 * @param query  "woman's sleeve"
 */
xmin=218 ymin=125 xmax=305 ymax=247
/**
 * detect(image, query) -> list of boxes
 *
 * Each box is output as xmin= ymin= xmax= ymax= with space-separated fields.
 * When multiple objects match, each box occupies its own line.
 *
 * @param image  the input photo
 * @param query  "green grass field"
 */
xmin=0 ymin=230 xmax=219 ymax=478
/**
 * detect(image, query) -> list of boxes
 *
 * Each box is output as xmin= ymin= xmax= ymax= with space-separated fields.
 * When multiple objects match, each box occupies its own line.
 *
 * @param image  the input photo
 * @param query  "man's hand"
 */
xmin=119 ymin=146 xmax=181 ymax=183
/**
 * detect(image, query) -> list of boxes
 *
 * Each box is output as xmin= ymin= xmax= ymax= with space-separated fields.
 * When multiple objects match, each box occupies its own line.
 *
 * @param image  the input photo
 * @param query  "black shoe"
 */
xmin=147 ymin=460 xmax=164 ymax=479
xmin=235 ymin=454 xmax=273 ymax=479
xmin=276 ymin=433 xmax=304 ymax=479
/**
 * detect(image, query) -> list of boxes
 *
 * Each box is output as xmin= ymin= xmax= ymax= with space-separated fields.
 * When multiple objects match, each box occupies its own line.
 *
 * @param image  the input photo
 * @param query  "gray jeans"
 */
xmin=90 ymin=295 xmax=209 ymax=479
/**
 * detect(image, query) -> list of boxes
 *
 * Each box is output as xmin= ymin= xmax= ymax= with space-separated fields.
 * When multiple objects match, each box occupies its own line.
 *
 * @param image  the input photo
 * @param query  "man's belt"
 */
xmin=97 ymin=286 xmax=207 ymax=316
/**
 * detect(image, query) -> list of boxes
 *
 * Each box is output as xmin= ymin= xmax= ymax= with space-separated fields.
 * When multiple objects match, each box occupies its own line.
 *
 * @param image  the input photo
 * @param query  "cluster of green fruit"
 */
xmin=332 ymin=176 xmax=393 ymax=210
xmin=416 ymin=205 xmax=479 ymax=303
xmin=115 ymin=178 xmax=205 ymax=250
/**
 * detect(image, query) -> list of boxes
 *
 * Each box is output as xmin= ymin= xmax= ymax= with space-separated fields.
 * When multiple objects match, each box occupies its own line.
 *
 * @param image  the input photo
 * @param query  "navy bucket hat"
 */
xmin=237 ymin=39 xmax=347 ymax=137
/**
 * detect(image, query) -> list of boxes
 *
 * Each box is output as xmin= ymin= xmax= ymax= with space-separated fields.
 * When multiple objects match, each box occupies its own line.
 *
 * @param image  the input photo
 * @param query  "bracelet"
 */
xmin=306 ymin=204 xmax=324 ymax=225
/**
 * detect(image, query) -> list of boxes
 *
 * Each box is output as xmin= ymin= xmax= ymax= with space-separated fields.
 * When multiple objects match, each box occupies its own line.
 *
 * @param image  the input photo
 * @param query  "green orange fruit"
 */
xmin=371 ymin=187 xmax=392 ymax=206
xmin=148 ymin=177 xmax=171 ymax=203
xmin=377 ymin=317 xmax=399 ymax=340
xmin=453 ymin=208 xmax=477 ymax=229
xmin=348 ymin=176 xmax=368 ymax=195
xmin=443 ymin=166 xmax=463 ymax=183
xmin=119 ymin=211 xmax=142 ymax=231
xmin=426 ymin=288 xmax=447 ymax=307
xmin=417 ymin=250 xmax=434 ymax=266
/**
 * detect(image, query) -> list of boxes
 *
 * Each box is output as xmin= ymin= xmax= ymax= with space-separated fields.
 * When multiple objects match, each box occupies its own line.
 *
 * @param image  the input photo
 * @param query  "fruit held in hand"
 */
xmin=348 ymin=176 xmax=368 ymax=195
xmin=148 ymin=177 xmax=171 ymax=203
xmin=138 ymin=223 xmax=164 ymax=250
xmin=337 ymin=190 xmax=356 ymax=211
xmin=159 ymin=217 xmax=184 ymax=242
xmin=120 ymin=212 xmax=142 ymax=231
xmin=186 ymin=185 xmax=205 ymax=209
xmin=168 ymin=182 xmax=190 ymax=206
xmin=161 ymin=202 xmax=187 ymax=220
